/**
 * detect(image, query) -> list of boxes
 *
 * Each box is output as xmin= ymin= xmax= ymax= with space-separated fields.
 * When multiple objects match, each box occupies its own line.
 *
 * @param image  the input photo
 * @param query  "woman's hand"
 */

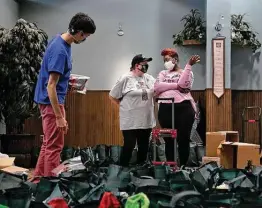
xmin=178 ymin=85 xmax=190 ymax=93
xmin=188 ymin=55 xmax=200 ymax=66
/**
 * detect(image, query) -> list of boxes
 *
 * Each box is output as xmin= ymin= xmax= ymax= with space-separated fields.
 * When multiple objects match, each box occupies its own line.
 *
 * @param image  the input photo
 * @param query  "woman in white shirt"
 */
xmin=109 ymin=54 xmax=156 ymax=167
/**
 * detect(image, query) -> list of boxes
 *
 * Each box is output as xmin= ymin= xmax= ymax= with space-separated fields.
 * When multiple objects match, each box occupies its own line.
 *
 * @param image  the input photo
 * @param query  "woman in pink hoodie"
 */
xmin=154 ymin=48 xmax=200 ymax=166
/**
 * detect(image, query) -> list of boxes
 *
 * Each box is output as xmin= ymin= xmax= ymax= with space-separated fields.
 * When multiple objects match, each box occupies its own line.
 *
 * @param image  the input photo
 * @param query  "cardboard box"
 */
xmin=0 ymin=157 xmax=15 ymax=169
xmin=1 ymin=166 xmax=29 ymax=174
xmin=206 ymin=131 xmax=239 ymax=157
xmin=202 ymin=156 xmax=221 ymax=166
xmin=220 ymin=142 xmax=260 ymax=169
xmin=0 ymin=157 xmax=29 ymax=174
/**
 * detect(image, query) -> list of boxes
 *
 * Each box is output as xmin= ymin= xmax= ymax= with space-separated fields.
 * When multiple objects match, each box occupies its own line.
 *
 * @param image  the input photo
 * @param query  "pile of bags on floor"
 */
xmin=1 ymin=147 xmax=262 ymax=208
xmin=61 ymin=142 xmax=204 ymax=168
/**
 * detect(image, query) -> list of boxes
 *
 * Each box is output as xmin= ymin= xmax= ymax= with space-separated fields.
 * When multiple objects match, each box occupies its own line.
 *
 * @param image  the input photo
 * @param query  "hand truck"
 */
xmin=241 ymin=106 xmax=262 ymax=151
xmin=151 ymin=98 xmax=178 ymax=170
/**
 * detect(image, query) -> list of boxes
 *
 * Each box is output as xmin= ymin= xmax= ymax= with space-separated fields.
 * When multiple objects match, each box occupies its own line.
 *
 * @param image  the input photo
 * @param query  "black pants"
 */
xmin=158 ymin=101 xmax=195 ymax=166
xmin=120 ymin=128 xmax=152 ymax=167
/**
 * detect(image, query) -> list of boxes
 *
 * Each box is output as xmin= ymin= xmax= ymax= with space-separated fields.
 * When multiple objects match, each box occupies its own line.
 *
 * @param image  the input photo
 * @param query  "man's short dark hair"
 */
xmin=69 ymin=12 xmax=96 ymax=35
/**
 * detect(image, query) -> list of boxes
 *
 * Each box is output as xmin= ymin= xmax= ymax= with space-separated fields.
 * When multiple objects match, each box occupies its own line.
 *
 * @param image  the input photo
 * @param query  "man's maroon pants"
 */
xmin=34 ymin=104 xmax=65 ymax=177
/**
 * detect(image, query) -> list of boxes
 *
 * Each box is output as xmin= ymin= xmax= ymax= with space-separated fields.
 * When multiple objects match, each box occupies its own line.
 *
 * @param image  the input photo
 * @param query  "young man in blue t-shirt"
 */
xmin=33 ymin=13 xmax=96 ymax=178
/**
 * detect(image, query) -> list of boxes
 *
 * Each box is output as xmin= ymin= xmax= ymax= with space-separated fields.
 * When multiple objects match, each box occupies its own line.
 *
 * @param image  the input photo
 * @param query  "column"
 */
xmin=205 ymin=0 xmax=232 ymax=131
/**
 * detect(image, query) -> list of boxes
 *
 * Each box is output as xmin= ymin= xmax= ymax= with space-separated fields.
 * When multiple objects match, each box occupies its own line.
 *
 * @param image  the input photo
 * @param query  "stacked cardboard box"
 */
xmin=0 ymin=157 xmax=29 ymax=174
xmin=202 ymin=131 xmax=260 ymax=168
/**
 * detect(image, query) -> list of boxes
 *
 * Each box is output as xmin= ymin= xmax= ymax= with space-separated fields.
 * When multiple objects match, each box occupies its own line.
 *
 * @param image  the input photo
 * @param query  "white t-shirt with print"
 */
xmin=109 ymin=72 xmax=156 ymax=131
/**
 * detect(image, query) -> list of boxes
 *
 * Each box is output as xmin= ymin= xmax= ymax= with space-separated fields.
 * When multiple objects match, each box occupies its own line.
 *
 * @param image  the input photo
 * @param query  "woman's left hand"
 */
xmin=188 ymin=55 xmax=200 ymax=66
xmin=178 ymin=86 xmax=190 ymax=93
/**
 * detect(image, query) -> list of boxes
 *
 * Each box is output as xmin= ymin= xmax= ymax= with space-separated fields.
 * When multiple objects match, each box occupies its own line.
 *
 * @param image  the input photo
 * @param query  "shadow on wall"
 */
xmin=177 ymin=45 xmax=206 ymax=75
xmin=231 ymin=45 xmax=261 ymax=90
xmin=176 ymin=46 xmax=206 ymax=89
xmin=157 ymin=0 xmax=206 ymax=90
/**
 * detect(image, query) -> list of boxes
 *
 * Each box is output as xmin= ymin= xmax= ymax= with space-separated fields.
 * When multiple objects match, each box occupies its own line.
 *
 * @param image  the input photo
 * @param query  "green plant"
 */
xmin=231 ymin=14 xmax=261 ymax=52
xmin=0 ymin=19 xmax=48 ymax=133
xmin=173 ymin=9 xmax=206 ymax=45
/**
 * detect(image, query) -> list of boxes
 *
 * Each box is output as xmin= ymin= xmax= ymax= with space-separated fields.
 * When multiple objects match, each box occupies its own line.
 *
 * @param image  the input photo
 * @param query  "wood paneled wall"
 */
xmin=206 ymin=89 xmax=232 ymax=132
xmin=24 ymin=90 xmax=262 ymax=147
xmin=232 ymin=91 xmax=262 ymax=145
xmin=24 ymin=91 xmax=205 ymax=147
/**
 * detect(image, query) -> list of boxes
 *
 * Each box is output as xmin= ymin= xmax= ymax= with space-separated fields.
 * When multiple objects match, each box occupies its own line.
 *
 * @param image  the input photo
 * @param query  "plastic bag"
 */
xmin=68 ymin=74 xmax=90 ymax=94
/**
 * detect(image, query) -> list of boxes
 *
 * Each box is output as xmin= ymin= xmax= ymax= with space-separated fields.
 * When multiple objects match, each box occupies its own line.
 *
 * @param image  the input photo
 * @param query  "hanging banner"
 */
xmin=212 ymin=38 xmax=225 ymax=99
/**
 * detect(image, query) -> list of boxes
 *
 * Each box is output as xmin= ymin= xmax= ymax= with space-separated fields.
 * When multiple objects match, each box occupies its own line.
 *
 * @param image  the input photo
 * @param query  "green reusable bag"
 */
xmin=125 ymin=193 xmax=150 ymax=208
xmin=135 ymin=185 xmax=173 ymax=208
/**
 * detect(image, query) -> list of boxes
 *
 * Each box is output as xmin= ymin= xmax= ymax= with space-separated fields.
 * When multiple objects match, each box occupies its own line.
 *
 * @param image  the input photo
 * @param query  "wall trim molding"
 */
xmin=86 ymin=89 xmax=262 ymax=92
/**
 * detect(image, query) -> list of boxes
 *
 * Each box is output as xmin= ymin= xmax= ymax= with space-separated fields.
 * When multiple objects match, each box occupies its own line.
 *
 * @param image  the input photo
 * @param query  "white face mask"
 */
xmin=164 ymin=60 xmax=175 ymax=71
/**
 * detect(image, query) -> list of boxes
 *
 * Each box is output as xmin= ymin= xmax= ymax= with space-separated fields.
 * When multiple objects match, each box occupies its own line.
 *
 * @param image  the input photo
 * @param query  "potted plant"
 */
xmin=0 ymin=19 xmax=48 ymax=166
xmin=173 ymin=9 xmax=206 ymax=46
xmin=231 ymin=14 xmax=261 ymax=52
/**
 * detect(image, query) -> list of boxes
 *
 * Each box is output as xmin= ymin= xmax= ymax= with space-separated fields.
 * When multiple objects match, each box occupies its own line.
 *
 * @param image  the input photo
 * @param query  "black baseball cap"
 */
xmin=131 ymin=54 xmax=153 ymax=68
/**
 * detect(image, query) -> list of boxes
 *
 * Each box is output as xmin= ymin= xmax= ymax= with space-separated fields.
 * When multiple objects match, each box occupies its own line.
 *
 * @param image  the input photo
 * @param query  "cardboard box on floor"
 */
xmin=206 ymin=131 xmax=239 ymax=157
xmin=0 ymin=157 xmax=29 ymax=174
xmin=220 ymin=142 xmax=260 ymax=169
xmin=202 ymin=156 xmax=221 ymax=166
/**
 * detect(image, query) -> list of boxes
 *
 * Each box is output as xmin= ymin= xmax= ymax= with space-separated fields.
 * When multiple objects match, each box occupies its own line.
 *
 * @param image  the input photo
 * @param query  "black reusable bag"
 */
xmin=109 ymin=145 xmax=122 ymax=164
xmin=105 ymin=164 xmax=131 ymax=192
xmin=58 ymin=176 xmax=105 ymax=206
xmin=0 ymin=172 xmax=32 ymax=208
xmin=61 ymin=146 xmax=75 ymax=162
xmin=168 ymin=170 xmax=196 ymax=193
xmin=190 ymin=161 xmax=219 ymax=193
xmin=34 ymin=177 xmax=60 ymax=203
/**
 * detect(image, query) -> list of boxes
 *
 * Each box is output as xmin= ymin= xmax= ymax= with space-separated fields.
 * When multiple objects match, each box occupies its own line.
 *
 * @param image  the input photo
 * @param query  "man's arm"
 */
xmin=47 ymin=52 xmax=66 ymax=118
xmin=47 ymin=52 xmax=68 ymax=133
xmin=47 ymin=72 xmax=63 ymax=118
